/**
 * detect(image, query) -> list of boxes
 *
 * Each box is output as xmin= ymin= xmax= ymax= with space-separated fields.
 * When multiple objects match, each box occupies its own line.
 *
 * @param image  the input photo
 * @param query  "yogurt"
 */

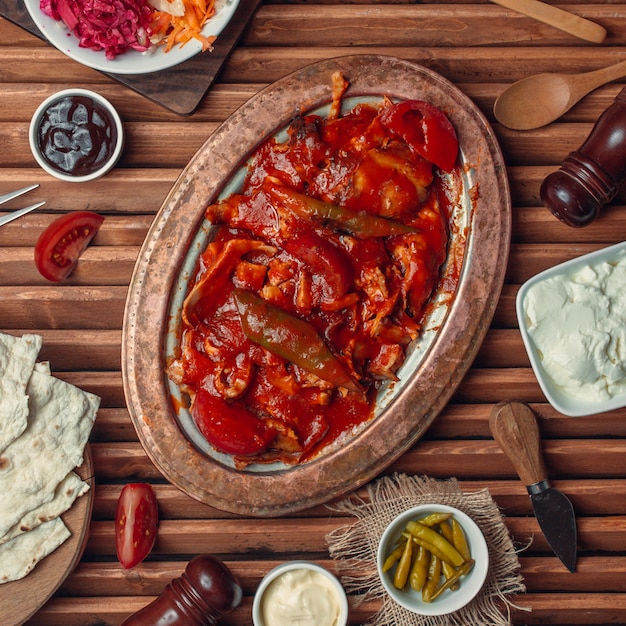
xmin=523 ymin=248 xmax=626 ymax=403
xmin=260 ymin=567 xmax=342 ymax=626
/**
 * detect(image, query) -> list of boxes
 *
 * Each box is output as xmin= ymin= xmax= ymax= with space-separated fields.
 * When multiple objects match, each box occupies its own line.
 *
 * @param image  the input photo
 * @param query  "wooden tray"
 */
xmin=0 ymin=0 xmax=261 ymax=115
xmin=0 ymin=448 xmax=94 ymax=626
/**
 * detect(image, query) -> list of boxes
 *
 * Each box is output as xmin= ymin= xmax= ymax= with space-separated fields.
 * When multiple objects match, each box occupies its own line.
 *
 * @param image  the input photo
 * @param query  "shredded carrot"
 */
xmin=150 ymin=0 xmax=217 ymax=52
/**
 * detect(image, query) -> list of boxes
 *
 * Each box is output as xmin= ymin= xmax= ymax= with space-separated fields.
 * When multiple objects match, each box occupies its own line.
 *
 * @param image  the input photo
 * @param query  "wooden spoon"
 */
xmin=488 ymin=0 xmax=606 ymax=43
xmin=493 ymin=59 xmax=626 ymax=130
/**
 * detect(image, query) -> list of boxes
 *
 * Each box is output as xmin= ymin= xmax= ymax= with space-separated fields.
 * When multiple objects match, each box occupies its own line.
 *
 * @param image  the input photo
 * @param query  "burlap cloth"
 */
xmin=325 ymin=473 xmax=528 ymax=626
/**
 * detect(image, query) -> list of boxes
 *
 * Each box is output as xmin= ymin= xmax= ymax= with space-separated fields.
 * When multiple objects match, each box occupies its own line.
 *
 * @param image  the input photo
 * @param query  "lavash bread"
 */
xmin=0 ymin=518 xmax=71 ymax=584
xmin=0 ymin=332 xmax=99 ymax=584
xmin=0 ymin=471 xmax=89 ymax=546
xmin=0 ymin=333 xmax=42 ymax=453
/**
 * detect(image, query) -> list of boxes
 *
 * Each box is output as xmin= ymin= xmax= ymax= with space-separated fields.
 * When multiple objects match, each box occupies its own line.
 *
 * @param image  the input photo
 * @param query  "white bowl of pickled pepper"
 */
xmin=377 ymin=504 xmax=489 ymax=616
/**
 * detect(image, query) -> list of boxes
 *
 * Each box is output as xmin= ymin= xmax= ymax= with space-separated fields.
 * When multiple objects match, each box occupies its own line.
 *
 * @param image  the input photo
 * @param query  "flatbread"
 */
xmin=0 ymin=333 xmax=42 ymax=453
xmin=0 ymin=471 xmax=89 ymax=546
xmin=0 ymin=518 xmax=71 ymax=584
xmin=0 ymin=332 xmax=98 ymax=585
xmin=0 ymin=369 xmax=99 ymax=539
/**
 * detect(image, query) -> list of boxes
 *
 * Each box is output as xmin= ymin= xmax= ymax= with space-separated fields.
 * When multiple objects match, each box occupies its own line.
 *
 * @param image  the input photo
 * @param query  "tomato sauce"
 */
xmin=168 ymin=80 xmax=460 ymax=468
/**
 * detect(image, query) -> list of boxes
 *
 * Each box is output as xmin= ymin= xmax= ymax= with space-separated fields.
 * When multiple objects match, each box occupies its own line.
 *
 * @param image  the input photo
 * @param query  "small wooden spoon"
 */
xmin=493 ymin=59 xmax=626 ymax=130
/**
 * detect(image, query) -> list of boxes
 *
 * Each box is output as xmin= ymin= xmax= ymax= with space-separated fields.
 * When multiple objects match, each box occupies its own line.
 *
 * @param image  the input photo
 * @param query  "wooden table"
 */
xmin=1 ymin=1 xmax=626 ymax=624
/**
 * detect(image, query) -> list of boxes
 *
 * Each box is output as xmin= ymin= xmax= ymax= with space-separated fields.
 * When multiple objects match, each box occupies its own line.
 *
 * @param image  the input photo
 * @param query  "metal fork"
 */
xmin=0 ymin=184 xmax=46 ymax=227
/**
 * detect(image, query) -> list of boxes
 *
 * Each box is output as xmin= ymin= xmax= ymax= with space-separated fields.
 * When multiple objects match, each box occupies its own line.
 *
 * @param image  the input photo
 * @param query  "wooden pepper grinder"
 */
xmin=540 ymin=86 xmax=626 ymax=227
xmin=119 ymin=555 xmax=242 ymax=626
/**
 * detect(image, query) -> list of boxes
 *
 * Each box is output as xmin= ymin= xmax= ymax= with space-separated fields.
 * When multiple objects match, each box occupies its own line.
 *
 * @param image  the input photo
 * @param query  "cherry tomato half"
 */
xmin=34 ymin=211 xmax=104 ymax=282
xmin=379 ymin=100 xmax=459 ymax=173
xmin=115 ymin=483 xmax=158 ymax=569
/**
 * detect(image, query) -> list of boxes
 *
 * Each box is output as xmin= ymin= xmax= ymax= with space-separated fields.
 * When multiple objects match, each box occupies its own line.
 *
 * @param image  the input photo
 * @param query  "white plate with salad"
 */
xmin=24 ymin=0 xmax=240 ymax=75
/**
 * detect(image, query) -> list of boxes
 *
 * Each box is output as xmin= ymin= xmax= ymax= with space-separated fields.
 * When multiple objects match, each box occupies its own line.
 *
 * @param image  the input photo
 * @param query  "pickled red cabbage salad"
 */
xmin=40 ymin=0 xmax=217 ymax=60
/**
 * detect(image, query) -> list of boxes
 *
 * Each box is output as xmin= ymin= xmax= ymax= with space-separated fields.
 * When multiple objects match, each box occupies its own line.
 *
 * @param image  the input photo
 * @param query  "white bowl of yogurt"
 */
xmin=252 ymin=561 xmax=348 ymax=626
xmin=517 ymin=240 xmax=626 ymax=416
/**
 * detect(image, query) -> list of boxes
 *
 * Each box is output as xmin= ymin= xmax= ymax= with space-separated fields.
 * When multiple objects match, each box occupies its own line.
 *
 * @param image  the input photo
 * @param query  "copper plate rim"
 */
xmin=122 ymin=54 xmax=511 ymax=517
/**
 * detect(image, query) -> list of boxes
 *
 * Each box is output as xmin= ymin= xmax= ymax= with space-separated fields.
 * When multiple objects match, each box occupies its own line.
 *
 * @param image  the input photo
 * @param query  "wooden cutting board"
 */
xmin=0 ymin=449 xmax=94 ymax=626
xmin=0 ymin=0 xmax=261 ymax=115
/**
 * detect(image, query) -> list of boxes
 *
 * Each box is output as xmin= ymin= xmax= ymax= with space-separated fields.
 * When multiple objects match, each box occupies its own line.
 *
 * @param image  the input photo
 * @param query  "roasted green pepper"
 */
xmin=265 ymin=178 xmax=417 ymax=237
xmin=232 ymin=288 xmax=359 ymax=392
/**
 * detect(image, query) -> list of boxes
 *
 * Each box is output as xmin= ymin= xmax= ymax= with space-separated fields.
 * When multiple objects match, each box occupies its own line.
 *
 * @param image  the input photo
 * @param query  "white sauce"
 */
xmin=261 ymin=568 xmax=342 ymax=626
xmin=523 ymin=249 xmax=626 ymax=403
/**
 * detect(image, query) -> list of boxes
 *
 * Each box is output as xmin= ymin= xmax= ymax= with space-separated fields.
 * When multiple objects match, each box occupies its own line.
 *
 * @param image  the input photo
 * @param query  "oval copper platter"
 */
xmin=122 ymin=54 xmax=511 ymax=517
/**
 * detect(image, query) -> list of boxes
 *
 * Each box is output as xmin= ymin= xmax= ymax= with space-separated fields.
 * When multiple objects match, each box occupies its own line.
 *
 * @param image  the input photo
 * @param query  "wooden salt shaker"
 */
xmin=119 ymin=555 xmax=242 ymax=625
xmin=540 ymin=86 xmax=626 ymax=227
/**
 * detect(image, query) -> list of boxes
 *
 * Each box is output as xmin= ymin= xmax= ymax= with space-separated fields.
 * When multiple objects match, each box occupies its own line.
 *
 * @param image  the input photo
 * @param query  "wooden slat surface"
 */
xmin=1 ymin=1 xmax=625 ymax=624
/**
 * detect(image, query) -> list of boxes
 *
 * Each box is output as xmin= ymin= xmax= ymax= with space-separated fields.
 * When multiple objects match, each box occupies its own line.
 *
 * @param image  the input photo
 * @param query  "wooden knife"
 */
xmin=489 ymin=401 xmax=578 ymax=572
xmin=488 ymin=0 xmax=606 ymax=43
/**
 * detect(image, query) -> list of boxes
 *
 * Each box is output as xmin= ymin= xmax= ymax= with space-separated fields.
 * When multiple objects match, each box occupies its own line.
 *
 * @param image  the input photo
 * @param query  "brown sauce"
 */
xmin=37 ymin=95 xmax=117 ymax=176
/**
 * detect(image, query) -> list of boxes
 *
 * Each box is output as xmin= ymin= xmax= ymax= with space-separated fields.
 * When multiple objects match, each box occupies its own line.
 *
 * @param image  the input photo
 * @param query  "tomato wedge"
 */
xmin=115 ymin=483 xmax=158 ymax=569
xmin=192 ymin=389 xmax=278 ymax=456
xmin=34 ymin=211 xmax=104 ymax=282
xmin=379 ymin=100 xmax=459 ymax=172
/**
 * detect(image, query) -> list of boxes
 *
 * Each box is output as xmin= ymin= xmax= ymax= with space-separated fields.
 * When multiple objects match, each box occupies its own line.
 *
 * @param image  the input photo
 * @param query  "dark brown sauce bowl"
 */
xmin=29 ymin=88 xmax=124 ymax=183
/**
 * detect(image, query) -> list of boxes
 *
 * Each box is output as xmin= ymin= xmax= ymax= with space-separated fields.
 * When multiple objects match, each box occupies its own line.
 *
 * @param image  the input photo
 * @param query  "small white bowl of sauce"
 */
xmin=29 ymin=88 xmax=124 ymax=183
xmin=252 ymin=561 xmax=348 ymax=626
